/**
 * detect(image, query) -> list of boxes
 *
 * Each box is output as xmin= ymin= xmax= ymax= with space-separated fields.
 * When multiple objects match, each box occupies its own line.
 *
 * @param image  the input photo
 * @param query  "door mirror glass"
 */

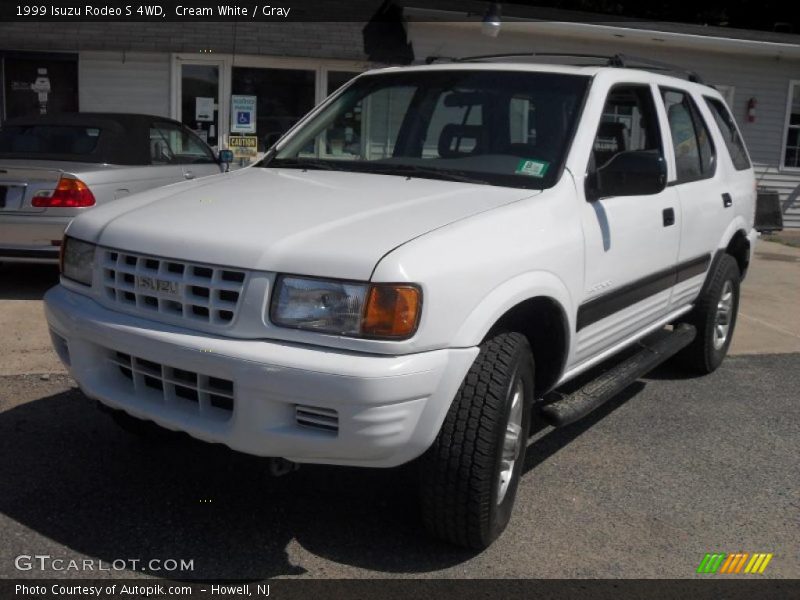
xmin=591 ymin=149 xmax=667 ymax=199
xmin=217 ymin=149 xmax=234 ymax=164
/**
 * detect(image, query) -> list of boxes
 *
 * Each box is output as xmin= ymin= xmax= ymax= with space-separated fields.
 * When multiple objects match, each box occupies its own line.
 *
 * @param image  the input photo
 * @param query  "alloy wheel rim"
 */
xmin=713 ymin=280 xmax=734 ymax=350
xmin=497 ymin=377 xmax=524 ymax=505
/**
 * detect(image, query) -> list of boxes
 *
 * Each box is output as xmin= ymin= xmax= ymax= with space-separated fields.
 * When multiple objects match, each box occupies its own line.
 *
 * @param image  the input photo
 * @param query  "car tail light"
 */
xmin=32 ymin=176 xmax=96 ymax=208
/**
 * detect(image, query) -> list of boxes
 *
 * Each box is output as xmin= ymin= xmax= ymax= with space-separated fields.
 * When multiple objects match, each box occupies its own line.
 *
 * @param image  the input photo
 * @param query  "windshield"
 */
xmin=261 ymin=70 xmax=590 ymax=189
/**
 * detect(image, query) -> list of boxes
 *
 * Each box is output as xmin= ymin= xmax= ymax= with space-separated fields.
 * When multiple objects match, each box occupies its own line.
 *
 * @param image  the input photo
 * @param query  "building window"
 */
xmin=783 ymin=81 xmax=800 ymax=169
xmin=713 ymin=84 xmax=735 ymax=109
xmin=327 ymin=71 xmax=360 ymax=96
xmin=1 ymin=52 xmax=78 ymax=122
xmin=232 ymin=67 xmax=316 ymax=151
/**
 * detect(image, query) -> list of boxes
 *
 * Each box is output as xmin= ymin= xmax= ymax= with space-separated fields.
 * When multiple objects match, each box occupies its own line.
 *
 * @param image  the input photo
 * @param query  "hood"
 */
xmin=68 ymin=167 xmax=537 ymax=280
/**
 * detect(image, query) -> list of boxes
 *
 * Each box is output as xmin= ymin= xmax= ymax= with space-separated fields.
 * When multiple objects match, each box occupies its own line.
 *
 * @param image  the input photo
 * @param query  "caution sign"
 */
xmin=228 ymin=135 xmax=258 ymax=159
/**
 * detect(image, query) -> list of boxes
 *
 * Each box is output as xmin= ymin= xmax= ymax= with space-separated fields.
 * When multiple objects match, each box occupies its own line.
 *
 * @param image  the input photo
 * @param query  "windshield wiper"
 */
xmin=263 ymin=157 xmax=339 ymax=171
xmin=361 ymin=164 xmax=489 ymax=185
xmin=264 ymin=158 xmax=490 ymax=185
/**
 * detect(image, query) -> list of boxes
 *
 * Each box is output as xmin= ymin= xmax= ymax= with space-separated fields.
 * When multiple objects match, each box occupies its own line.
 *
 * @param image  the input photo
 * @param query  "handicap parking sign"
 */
xmin=231 ymin=95 xmax=256 ymax=133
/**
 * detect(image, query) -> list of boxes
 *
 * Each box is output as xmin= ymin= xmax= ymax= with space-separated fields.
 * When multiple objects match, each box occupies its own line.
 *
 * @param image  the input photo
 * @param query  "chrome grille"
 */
xmin=295 ymin=405 xmax=339 ymax=434
xmin=99 ymin=249 xmax=246 ymax=326
xmin=110 ymin=350 xmax=234 ymax=420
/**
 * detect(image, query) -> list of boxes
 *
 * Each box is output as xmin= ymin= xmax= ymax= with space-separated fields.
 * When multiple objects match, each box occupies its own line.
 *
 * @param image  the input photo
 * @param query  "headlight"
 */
xmin=270 ymin=276 xmax=421 ymax=339
xmin=61 ymin=236 xmax=96 ymax=286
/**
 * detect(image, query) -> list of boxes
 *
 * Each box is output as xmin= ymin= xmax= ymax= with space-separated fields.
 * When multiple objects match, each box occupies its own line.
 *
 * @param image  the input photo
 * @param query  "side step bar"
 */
xmin=539 ymin=324 xmax=697 ymax=427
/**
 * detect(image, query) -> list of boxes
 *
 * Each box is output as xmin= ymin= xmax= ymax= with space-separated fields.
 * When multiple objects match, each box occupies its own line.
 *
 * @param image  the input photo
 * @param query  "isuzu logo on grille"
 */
xmin=135 ymin=275 xmax=181 ymax=298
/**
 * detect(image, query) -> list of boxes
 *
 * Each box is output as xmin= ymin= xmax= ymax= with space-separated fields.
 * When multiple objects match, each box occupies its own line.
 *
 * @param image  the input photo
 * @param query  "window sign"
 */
xmin=231 ymin=95 xmax=257 ymax=134
xmin=195 ymin=97 xmax=214 ymax=122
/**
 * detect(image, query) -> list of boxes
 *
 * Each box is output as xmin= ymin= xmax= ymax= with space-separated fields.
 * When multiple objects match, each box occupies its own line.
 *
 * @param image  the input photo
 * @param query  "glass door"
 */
xmin=178 ymin=61 xmax=223 ymax=149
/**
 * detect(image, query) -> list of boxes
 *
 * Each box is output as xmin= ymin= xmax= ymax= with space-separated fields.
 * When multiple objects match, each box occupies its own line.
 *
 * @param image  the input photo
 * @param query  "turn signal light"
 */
xmin=362 ymin=285 xmax=421 ymax=338
xmin=32 ymin=176 xmax=96 ymax=208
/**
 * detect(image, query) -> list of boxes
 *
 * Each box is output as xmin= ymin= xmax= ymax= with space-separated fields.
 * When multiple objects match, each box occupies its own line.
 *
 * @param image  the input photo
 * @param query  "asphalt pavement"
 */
xmin=0 ymin=353 xmax=797 ymax=579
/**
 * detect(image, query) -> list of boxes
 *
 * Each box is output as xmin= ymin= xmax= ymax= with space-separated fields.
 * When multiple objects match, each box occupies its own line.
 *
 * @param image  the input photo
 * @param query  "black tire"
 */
xmin=419 ymin=332 xmax=534 ymax=549
xmin=108 ymin=407 xmax=175 ymax=441
xmin=675 ymin=254 xmax=741 ymax=374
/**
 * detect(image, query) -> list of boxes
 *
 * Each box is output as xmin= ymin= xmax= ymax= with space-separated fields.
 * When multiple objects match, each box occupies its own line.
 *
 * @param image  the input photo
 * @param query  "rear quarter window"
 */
xmin=0 ymin=125 xmax=101 ymax=155
xmin=704 ymin=97 xmax=751 ymax=170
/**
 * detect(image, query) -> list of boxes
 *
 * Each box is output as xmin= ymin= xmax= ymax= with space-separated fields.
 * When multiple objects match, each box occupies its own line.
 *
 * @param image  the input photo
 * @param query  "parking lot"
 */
xmin=0 ymin=240 xmax=798 ymax=579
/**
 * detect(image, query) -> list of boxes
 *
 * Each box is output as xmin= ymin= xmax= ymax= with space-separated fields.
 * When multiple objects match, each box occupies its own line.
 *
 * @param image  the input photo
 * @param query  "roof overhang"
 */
xmin=403 ymin=7 xmax=800 ymax=61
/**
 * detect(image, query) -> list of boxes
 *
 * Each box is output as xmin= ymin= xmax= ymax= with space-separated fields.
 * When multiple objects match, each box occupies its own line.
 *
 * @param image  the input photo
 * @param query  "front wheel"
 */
xmin=675 ymin=253 xmax=741 ymax=374
xmin=419 ymin=332 xmax=534 ymax=549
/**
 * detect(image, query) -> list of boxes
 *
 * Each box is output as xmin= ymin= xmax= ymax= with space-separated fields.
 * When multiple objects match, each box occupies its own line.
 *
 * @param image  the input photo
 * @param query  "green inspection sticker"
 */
xmin=515 ymin=159 xmax=550 ymax=177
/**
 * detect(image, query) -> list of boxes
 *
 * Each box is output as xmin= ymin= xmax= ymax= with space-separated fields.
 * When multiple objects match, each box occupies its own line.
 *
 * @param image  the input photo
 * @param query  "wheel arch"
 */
xmin=451 ymin=272 xmax=573 ymax=396
xmin=718 ymin=218 xmax=752 ymax=278
xmin=724 ymin=228 xmax=751 ymax=278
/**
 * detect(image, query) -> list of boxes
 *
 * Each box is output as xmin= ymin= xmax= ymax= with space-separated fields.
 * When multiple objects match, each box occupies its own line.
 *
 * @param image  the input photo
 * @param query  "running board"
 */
xmin=539 ymin=324 xmax=697 ymax=427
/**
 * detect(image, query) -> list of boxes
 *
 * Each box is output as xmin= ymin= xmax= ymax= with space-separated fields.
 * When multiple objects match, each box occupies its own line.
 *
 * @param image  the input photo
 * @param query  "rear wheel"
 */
xmin=675 ymin=254 xmax=741 ymax=374
xmin=419 ymin=332 xmax=534 ymax=549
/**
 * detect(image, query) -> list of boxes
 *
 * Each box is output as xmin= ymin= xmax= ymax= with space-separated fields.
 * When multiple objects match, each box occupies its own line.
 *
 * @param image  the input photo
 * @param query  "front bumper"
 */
xmin=0 ymin=214 xmax=71 ymax=262
xmin=44 ymin=285 xmax=478 ymax=467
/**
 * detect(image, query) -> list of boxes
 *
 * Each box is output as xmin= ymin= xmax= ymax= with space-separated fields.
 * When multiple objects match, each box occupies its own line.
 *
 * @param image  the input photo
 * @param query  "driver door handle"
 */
xmin=183 ymin=171 xmax=195 ymax=180
xmin=663 ymin=207 xmax=675 ymax=227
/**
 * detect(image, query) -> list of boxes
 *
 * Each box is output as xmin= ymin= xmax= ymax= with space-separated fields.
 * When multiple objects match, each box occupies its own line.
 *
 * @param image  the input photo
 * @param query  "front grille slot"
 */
xmin=108 ymin=350 xmax=234 ymax=420
xmin=100 ymin=249 xmax=247 ymax=327
xmin=295 ymin=405 xmax=339 ymax=435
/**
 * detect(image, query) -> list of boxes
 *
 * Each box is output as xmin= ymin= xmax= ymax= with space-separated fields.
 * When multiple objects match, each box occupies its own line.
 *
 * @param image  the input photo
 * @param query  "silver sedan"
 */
xmin=0 ymin=113 xmax=225 ymax=263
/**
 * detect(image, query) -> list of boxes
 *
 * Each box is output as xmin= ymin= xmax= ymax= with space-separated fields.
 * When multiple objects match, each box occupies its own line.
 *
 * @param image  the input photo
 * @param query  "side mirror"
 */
xmin=218 ymin=149 xmax=234 ymax=164
xmin=217 ymin=149 xmax=234 ymax=172
xmin=588 ymin=150 xmax=666 ymax=200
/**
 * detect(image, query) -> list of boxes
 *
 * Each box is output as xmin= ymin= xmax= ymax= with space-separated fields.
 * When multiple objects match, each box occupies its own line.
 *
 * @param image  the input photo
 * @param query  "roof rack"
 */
xmin=424 ymin=52 xmax=704 ymax=84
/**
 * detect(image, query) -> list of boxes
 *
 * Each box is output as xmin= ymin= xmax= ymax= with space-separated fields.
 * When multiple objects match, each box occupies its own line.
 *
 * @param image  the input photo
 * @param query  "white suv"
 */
xmin=45 ymin=59 xmax=757 ymax=549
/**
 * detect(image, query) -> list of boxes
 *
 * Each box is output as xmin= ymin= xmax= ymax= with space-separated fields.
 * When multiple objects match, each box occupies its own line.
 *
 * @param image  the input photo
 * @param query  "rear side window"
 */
xmin=704 ymin=97 xmax=751 ymax=170
xmin=0 ymin=125 xmax=101 ymax=156
xmin=661 ymin=89 xmax=716 ymax=183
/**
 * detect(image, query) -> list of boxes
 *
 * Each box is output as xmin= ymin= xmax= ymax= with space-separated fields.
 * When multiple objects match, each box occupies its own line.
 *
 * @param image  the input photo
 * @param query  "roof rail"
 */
xmin=612 ymin=53 xmax=704 ymax=84
xmin=424 ymin=52 xmax=704 ymax=84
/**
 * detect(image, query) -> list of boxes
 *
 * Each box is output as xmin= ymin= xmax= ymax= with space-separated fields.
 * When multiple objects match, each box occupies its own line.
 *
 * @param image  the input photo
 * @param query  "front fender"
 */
xmin=450 ymin=270 xmax=574 ymax=348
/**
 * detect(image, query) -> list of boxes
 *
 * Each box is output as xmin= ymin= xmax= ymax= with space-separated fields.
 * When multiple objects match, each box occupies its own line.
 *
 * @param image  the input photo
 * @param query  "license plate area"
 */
xmin=0 ymin=184 xmax=25 ymax=210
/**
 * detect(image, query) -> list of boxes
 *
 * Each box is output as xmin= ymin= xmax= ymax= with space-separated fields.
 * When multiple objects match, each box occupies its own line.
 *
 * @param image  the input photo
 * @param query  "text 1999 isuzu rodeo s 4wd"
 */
xmin=45 ymin=57 xmax=757 ymax=549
